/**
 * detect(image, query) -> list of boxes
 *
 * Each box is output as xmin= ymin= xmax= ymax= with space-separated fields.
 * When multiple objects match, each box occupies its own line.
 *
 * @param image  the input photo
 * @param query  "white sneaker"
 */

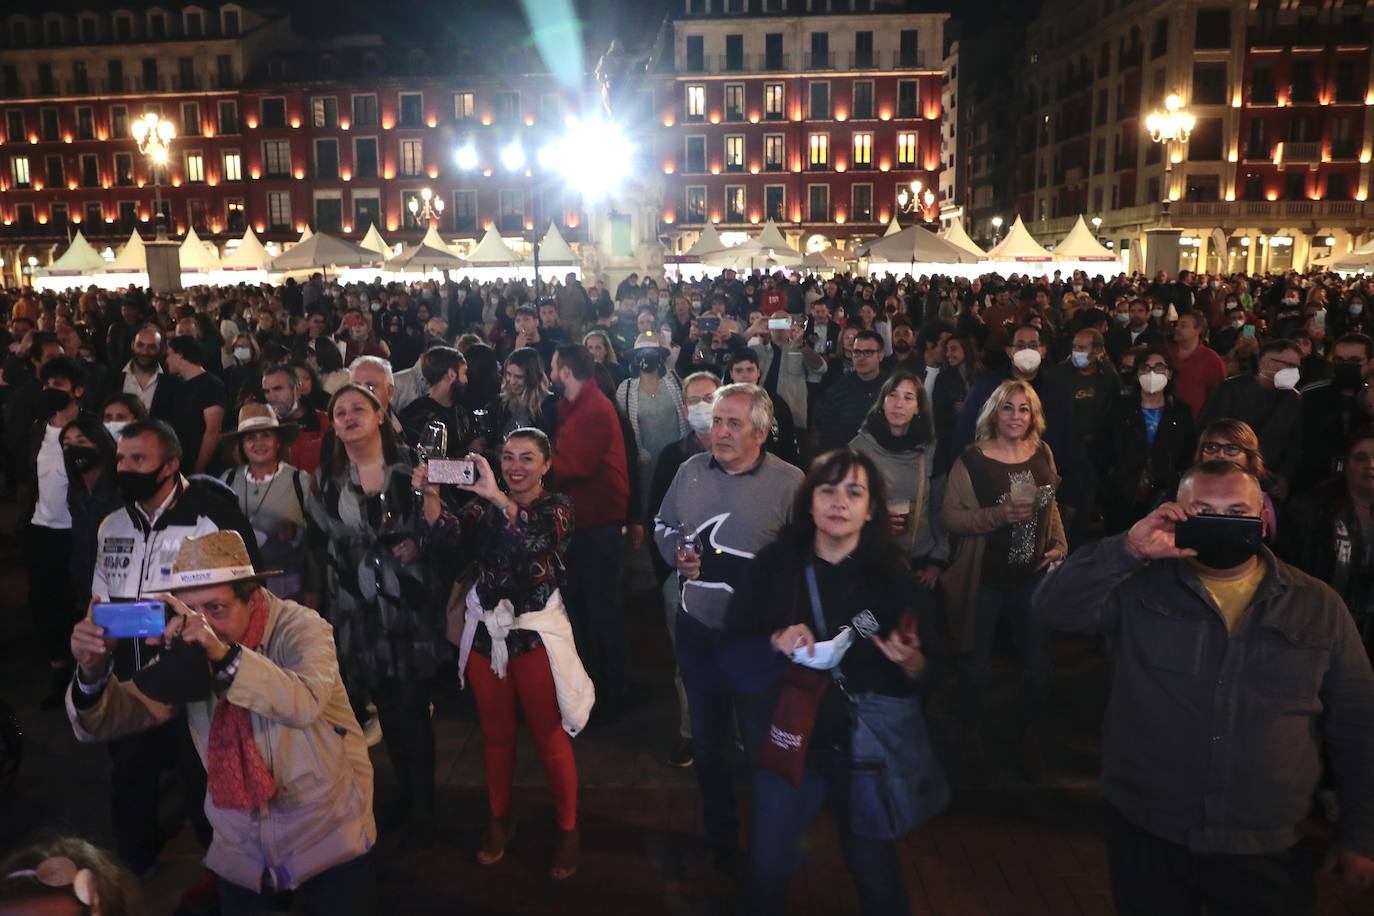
xmin=363 ymin=715 xmax=383 ymax=747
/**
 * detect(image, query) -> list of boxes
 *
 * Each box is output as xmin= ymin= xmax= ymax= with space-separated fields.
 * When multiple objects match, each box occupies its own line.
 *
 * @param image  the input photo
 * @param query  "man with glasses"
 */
xmin=814 ymin=329 xmax=886 ymax=452
xmin=1298 ymin=333 xmax=1374 ymax=488
xmin=1200 ymin=338 xmax=1304 ymax=498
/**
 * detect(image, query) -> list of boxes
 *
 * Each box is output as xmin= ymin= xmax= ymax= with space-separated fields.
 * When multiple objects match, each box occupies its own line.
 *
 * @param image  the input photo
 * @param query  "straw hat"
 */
xmin=168 ymin=530 xmax=280 ymax=590
xmin=222 ymin=402 xmax=299 ymax=444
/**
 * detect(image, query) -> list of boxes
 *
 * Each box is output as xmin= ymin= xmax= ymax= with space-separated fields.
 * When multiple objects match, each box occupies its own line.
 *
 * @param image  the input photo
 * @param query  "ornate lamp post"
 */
xmin=407 ymin=187 xmax=445 ymax=226
xmin=896 ymin=179 xmax=936 ymax=222
xmin=991 ymin=215 xmax=1004 ymax=245
xmin=131 ymin=112 xmax=175 ymax=240
xmin=1145 ymin=93 xmax=1195 ymax=228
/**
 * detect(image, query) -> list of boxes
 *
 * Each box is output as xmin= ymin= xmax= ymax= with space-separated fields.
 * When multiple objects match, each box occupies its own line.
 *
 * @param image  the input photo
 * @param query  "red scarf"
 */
xmin=206 ymin=600 xmax=276 ymax=811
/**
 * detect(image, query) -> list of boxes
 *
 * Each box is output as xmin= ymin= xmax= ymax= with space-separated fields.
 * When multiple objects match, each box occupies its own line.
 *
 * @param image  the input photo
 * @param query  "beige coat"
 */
xmin=67 ymin=593 xmax=375 ymax=892
xmin=940 ymin=444 xmax=1067 ymax=653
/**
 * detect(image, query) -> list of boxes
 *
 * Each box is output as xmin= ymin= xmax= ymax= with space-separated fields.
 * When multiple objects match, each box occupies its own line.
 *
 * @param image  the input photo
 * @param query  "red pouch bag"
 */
xmin=755 ymin=664 xmax=830 ymax=787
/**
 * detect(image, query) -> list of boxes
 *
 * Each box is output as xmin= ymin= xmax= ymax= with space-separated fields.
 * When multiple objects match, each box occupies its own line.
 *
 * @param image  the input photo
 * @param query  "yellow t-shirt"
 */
xmin=1197 ymin=560 xmax=1267 ymax=633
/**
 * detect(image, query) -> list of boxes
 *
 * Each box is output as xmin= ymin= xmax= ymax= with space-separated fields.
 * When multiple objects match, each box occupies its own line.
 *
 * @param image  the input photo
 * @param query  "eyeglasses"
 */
xmin=6 ymin=856 xmax=98 ymax=909
xmin=1200 ymin=442 xmax=1251 ymax=458
xmin=1139 ymin=364 xmax=1171 ymax=375
xmin=851 ymin=348 xmax=882 ymax=357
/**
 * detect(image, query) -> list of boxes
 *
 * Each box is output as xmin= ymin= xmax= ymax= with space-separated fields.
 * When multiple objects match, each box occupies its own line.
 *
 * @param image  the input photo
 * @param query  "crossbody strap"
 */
xmin=803 ymin=563 xmax=846 ymax=691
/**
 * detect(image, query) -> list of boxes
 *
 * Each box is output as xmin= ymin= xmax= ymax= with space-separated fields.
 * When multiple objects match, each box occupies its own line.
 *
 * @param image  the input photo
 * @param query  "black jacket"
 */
xmin=1197 ymin=374 xmax=1303 ymax=490
xmin=1106 ymin=323 xmax=1165 ymax=364
xmin=1096 ymin=395 xmax=1196 ymax=533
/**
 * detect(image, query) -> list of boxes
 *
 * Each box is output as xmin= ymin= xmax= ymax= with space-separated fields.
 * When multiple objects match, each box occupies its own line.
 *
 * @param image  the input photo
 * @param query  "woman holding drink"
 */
xmin=849 ymin=371 xmax=947 ymax=585
xmin=940 ymin=380 xmax=1066 ymax=781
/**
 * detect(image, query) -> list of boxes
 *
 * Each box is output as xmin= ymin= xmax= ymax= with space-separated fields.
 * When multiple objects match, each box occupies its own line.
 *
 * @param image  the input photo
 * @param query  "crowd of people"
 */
xmin=3 ymin=261 xmax=1374 ymax=915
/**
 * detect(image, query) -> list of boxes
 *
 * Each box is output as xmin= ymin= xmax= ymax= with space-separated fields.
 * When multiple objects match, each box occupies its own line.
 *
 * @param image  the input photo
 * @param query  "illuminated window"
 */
xmin=227 ymin=200 xmax=246 ymax=233
xmin=764 ymin=134 xmax=785 ymax=170
xmin=267 ymin=191 xmax=291 ymax=229
xmin=311 ymin=97 xmax=337 ymax=128
xmin=263 ymin=140 xmax=290 ymax=178
xmin=686 ymin=85 xmax=706 ymax=121
xmin=852 ymin=132 xmax=872 ymax=167
xmin=765 ymin=83 xmax=784 ymax=120
xmin=11 ymin=155 xmax=30 ymax=188
xmin=185 ymin=152 xmax=204 ymax=183
xmin=808 ymin=133 xmax=829 ymax=169
xmin=454 ymin=92 xmax=474 ymax=120
xmin=724 ymin=84 xmax=744 ymax=121
xmin=897 ymin=132 xmax=917 ymax=166
xmin=400 ymin=138 xmax=423 ymax=177
xmin=725 ymin=185 xmax=746 ymax=221
xmin=223 ymin=151 xmax=241 ymax=182
xmin=685 ymin=186 xmax=707 ymax=222
xmin=725 ymin=135 xmax=744 ymax=171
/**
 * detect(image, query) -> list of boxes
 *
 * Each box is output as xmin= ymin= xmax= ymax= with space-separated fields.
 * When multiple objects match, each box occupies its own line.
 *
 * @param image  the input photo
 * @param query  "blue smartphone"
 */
xmin=93 ymin=601 xmax=168 ymax=639
xmin=1242 ymin=324 xmax=1256 ymax=339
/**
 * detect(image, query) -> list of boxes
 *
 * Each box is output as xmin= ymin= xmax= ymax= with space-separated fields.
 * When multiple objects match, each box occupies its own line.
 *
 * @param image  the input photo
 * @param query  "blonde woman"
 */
xmin=941 ymin=379 xmax=1066 ymax=782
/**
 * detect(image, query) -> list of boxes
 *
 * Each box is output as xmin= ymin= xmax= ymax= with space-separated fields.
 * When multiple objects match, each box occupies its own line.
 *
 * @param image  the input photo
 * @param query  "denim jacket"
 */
xmin=1034 ymin=534 xmax=1374 ymax=857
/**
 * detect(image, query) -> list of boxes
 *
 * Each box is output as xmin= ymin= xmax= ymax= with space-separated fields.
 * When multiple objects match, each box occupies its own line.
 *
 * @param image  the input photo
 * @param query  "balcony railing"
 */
xmin=680 ymin=49 xmax=925 ymax=76
xmin=1276 ymin=141 xmax=1322 ymax=163
xmin=1171 ymin=200 xmax=1371 ymax=221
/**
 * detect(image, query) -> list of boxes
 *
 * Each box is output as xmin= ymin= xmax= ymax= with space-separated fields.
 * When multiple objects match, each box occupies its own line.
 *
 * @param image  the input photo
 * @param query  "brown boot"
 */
xmin=550 ymin=826 xmax=580 ymax=881
xmin=476 ymin=816 xmax=514 ymax=866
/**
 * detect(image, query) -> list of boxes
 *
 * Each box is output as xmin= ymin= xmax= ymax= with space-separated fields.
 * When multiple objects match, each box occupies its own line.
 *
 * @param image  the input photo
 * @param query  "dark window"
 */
xmin=765 ymin=33 xmax=784 ymax=70
xmin=1246 ymin=119 xmax=1266 ymax=159
xmin=355 ymin=138 xmax=378 ymax=178
xmin=852 ymin=184 xmax=873 ymax=221
xmin=73 ymin=61 xmax=88 ymax=94
xmin=1336 ymin=60 xmax=1361 ymax=103
xmin=897 ymin=80 xmax=918 ymax=118
xmin=765 ymin=186 xmax=785 ymax=222
xmin=16 ymin=204 xmax=35 ymax=230
xmin=1098 ymin=41 xmax=1111 ymax=78
xmin=1250 ymin=65 xmax=1275 ymax=104
xmin=227 ymin=200 xmax=246 ymax=233
xmin=185 ymin=12 xmax=203 ymax=38
xmin=399 ymin=93 xmax=423 ymax=128
xmin=352 ymin=95 xmax=377 ymax=128
xmin=853 ymin=81 xmax=873 ymax=119
xmin=1195 ymin=9 xmax=1230 ymax=49
xmin=725 ymin=34 xmax=743 ymax=71
xmin=111 ymin=107 xmax=127 ymax=140
xmin=1184 ymin=173 xmax=1220 ymax=202
xmin=76 ymin=107 xmax=93 ymax=140
xmin=261 ymin=98 xmax=286 ymax=129
xmin=1328 ymin=173 xmax=1351 ymax=200
xmin=685 ymin=136 xmax=705 ymax=173
xmin=5 ymin=110 xmax=22 ymax=141
xmin=315 ymin=198 xmax=342 ymax=233
xmin=149 ymin=15 xmax=165 ymax=39
xmin=1096 ymin=88 xmax=1108 ymax=126
xmin=141 ymin=58 xmax=157 ymax=91
xmin=114 ymin=152 xmax=133 ymax=185
xmin=2 ymin=65 xmax=18 ymax=97
xmin=115 ymin=17 xmax=132 ymax=42
xmin=809 ymin=82 xmax=829 ymax=119
xmin=81 ymin=154 xmax=97 ymax=187
xmin=1150 ymin=18 xmax=1168 ymax=58
xmin=316 ymin=140 xmax=338 ymax=179
xmin=107 ymin=60 xmax=123 ymax=92
xmin=451 ymin=191 xmax=477 ymax=234
xmin=218 ymin=100 xmax=239 ymax=134
xmin=118 ymin=200 xmax=137 ymax=230
xmin=685 ymin=36 xmax=704 ymax=73
xmin=1192 ymin=63 xmax=1227 ymax=106
xmin=216 ymin=56 xmax=233 ymax=88
xmin=1284 ymin=170 xmax=1306 ymax=200
xmin=854 ymin=31 xmax=874 ymax=69
xmin=1290 ymin=61 xmax=1315 ymax=104
xmin=807 ymin=184 xmax=829 ymax=221
xmin=810 ymin=32 xmax=829 ymax=69
xmin=181 ymin=103 xmax=200 ymax=136
xmin=1189 ymin=118 xmax=1223 ymax=160
xmin=37 ymin=63 xmax=54 ymax=94
xmin=1243 ymin=173 xmax=1264 ymax=201
xmin=40 ymin=108 xmax=58 ymax=141
xmin=899 ymin=30 xmax=919 ymax=67
xmin=223 ymin=10 xmax=240 ymax=36
xmin=45 ymin=154 xmax=63 ymax=187
xmin=51 ymin=202 xmax=68 ymax=229
xmin=85 ymin=202 xmax=102 ymax=226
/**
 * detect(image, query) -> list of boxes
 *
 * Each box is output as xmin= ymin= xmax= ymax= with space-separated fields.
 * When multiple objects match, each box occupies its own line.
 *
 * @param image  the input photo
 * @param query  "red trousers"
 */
xmin=467 ymin=645 xmax=578 ymax=830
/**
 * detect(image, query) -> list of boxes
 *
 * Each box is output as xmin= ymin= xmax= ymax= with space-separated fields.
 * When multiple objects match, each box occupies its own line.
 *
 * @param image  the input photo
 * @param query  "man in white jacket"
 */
xmin=68 ymin=531 xmax=375 ymax=915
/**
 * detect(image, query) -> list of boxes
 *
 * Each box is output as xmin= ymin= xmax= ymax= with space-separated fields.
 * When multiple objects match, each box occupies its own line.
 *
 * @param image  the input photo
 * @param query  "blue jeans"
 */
xmin=748 ymin=749 xmax=910 ymax=916
xmin=565 ymin=523 xmax=628 ymax=697
xmin=218 ymin=853 xmax=374 ymax=916
xmin=675 ymin=611 xmax=740 ymax=852
xmin=959 ymin=580 xmax=1049 ymax=727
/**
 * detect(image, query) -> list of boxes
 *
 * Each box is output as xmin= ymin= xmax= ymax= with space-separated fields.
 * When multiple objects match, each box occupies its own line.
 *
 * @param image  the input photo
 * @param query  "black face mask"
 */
xmin=41 ymin=388 xmax=73 ymax=415
xmin=1334 ymin=362 xmax=1363 ymax=391
xmin=116 ymin=462 xmax=168 ymax=503
xmin=64 ymin=446 xmax=101 ymax=473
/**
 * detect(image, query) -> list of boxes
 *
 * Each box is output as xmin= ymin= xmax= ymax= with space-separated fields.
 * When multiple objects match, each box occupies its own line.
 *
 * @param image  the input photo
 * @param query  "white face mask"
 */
xmin=1231 ymin=319 xmax=1246 ymax=330
xmin=1114 ymin=312 xmax=1131 ymax=325
xmin=792 ymin=627 xmax=854 ymax=670
xmin=1273 ymin=367 xmax=1301 ymax=390
xmin=687 ymin=400 xmax=714 ymax=434
xmin=104 ymin=420 xmax=128 ymax=438
xmin=233 ymin=346 xmax=252 ymax=362
xmin=1351 ymin=303 xmax=1365 ymax=316
xmin=1150 ymin=308 xmax=1164 ymax=319
xmin=1138 ymin=372 xmax=1168 ymax=395
xmin=1012 ymin=348 xmax=1043 ymax=374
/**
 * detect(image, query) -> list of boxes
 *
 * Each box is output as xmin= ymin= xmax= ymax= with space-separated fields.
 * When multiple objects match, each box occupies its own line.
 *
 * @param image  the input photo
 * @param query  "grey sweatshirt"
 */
xmin=654 ymin=451 xmax=804 ymax=629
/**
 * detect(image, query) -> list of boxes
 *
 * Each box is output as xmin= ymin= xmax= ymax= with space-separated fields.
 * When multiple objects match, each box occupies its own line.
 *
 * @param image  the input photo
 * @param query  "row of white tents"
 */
xmin=31 ymin=222 xmax=583 ymax=292
xmin=674 ymin=214 xmax=1122 ymax=280
xmin=1318 ymin=237 xmax=1374 ymax=275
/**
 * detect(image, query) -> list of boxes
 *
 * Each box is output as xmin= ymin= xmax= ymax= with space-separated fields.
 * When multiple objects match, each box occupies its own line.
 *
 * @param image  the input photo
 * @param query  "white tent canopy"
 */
xmin=220 ymin=229 xmax=273 ymax=270
xmin=270 ymin=232 xmax=381 ymax=271
xmin=986 ymin=216 xmax=1054 ymax=261
xmin=537 ymin=223 xmax=578 ymax=265
xmin=685 ymin=223 xmax=728 ymax=258
xmin=754 ymin=220 xmax=802 ymax=258
xmin=43 ymin=231 xmax=107 ymax=274
xmin=107 ymin=230 xmax=148 ymax=272
xmin=864 ymin=223 xmax=980 ymax=265
xmin=1052 ymin=216 xmax=1117 ymax=261
xmin=940 ymin=218 xmax=987 ymax=259
xmin=466 ymin=227 xmax=525 ymax=266
xmin=1332 ymin=244 xmax=1374 ymax=273
xmin=298 ymin=226 xmax=314 ymax=243
xmin=384 ymin=243 xmax=466 ymax=272
xmin=358 ymin=224 xmax=390 ymax=257
xmin=178 ymin=226 xmax=220 ymax=271
xmin=883 ymin=218 xmax=903 ymax=238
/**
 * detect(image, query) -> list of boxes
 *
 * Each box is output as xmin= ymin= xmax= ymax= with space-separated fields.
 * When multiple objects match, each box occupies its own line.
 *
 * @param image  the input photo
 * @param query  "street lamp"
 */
xmin=991 ymin=215 xmax=1004 ymax=244
xmin=454 ymin=144 xmax=479 ymax=171
xmin=896 ymin=179 xmax=936 ymax=221
xmin=131 ymin=112 xmax=176 ymax=240
xmin=407 ymin=187 xmax=445 ymax=226
xmin=1145 ymin=93 xmax=1195 ymax=228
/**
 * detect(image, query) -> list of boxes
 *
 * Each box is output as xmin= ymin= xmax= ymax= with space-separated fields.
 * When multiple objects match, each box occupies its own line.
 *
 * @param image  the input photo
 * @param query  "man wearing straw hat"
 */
xmin=67 ymin=530 xmax=375 ymax=915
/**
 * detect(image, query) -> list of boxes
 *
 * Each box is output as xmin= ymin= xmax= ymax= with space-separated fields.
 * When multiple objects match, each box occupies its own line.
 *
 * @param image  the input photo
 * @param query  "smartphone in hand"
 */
xmin=93 ymin=601 xmax=168 ymax=639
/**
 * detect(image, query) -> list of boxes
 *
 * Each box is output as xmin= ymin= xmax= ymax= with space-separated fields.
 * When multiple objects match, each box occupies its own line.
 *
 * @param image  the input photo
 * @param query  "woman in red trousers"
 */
xmin=414 ymin=428 xmax=589 ymax=879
